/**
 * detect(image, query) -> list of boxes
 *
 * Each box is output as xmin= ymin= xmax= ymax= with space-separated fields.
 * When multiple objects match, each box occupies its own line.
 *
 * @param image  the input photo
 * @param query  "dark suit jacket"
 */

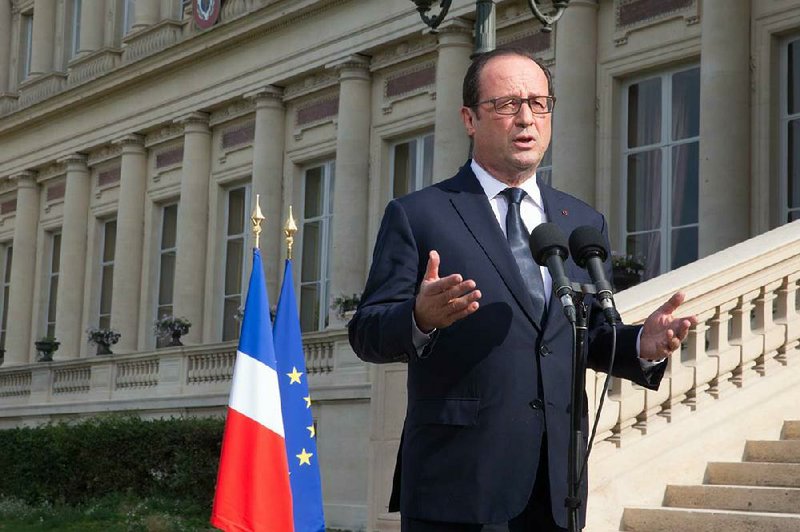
xmin=348 ymin=163 xmax=664 ymax=528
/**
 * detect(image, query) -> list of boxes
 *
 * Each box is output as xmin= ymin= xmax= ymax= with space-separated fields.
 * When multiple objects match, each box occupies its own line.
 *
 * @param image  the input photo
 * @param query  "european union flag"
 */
xmin=273 ymin=259 xmax=326 ymax=532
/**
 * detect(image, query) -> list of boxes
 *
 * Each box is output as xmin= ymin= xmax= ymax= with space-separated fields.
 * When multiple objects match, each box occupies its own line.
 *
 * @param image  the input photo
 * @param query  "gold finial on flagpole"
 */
xmin=251 ymin=194 xmax=265 ymax=249
xmin=284 ymin=206 xmax=298 ymax=259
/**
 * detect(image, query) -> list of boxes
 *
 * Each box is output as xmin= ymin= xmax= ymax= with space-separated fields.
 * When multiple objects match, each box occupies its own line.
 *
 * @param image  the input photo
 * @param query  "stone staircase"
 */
xmin=620 ymin=420 xmax=800 ymax=531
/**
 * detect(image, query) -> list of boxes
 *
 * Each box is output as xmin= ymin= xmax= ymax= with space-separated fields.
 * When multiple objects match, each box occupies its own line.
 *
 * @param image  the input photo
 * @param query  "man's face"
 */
xmin=461 ymin=54 xmax=552 ymax=185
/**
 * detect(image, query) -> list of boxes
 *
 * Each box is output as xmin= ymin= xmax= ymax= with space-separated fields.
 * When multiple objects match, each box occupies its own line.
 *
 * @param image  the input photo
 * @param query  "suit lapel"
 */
xmin=445 ymin=166 xmax=543 ymax=332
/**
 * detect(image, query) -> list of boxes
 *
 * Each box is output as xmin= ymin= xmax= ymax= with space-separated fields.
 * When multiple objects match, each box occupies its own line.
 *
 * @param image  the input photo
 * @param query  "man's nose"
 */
xmin=514 ymin=101 xmax=535 ymax=127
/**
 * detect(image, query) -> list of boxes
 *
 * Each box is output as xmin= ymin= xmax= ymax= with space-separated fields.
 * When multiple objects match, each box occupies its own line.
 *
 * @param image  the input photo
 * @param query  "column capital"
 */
xmin=174 ymin=111 xmax=210 ymax=132
xmin=8 ymin=171 xmax=38 ymax=188
xmin=113 ymin=133 xmax=146 ymax=152
xmin=326 ymin=54 xmax=371 ymax=81
xmin=57 ymin=153 xmax=89 ymax=170
xmin=435 ymin=17 xmax=473 ymax=47
xmin=244 ymin=86 xmax=285 ymax=110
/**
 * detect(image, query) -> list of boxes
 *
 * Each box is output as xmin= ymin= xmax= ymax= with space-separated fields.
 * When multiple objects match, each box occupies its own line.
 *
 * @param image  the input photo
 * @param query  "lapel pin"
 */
xmin=561 ymin=209 xmax=569 ymax=216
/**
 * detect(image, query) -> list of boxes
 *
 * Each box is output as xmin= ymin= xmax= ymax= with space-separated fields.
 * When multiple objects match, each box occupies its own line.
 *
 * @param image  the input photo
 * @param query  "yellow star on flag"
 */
xmin=297 ymin=448 xmax=313 ymax=466
xmin=287 ymin=366 xmax=303 ymax=384
xmin=304 ymin=395 xmax=312 ymax=408
xmin=307 ymin=424 xmax=316 ymax=438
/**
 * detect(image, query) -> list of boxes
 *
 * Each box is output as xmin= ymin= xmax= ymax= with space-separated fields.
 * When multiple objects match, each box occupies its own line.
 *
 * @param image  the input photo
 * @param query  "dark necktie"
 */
xmin=500 ymin=187 xmax=546 ymax=323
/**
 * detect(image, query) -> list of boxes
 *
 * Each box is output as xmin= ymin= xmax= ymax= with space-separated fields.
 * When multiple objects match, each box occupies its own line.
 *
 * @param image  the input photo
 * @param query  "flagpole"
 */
xmin=284 ymin=205 xmax=297 ymax=259
xmin=251 ymin=194 xmax=265 ymax=249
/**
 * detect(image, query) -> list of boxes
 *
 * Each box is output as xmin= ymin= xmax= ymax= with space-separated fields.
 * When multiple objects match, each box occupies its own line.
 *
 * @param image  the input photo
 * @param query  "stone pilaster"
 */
xmin=246 ymin=86 xmax=285 ymax=298
xmin=29 ymin=0 xmax=56 ymax=77
xmin=698 ymin=0 xmax=751 ymax=254
xmin=432 ymin=19 xmax=472 ymax=181
xmin=328 ymin=55 xmax=371 ymax=328
xmin=54 ymin=154 xmax=90 ymax=359
xmin=3 ymin=172 xmax=40 ymax=365
xmin=110 ymin=135 xmax=147 ymax=353
xmin=173 ymin=112 xmax=211 ymax=344
xmin=552 ymin=0 xmax=598 ymax=203
xmin=133 ymin=0 xmax=161 ymax=31
xmin=77 ymin=0 xmax=105 ymax=55
xmin=0 ymin=0 xmax=11 ymax=93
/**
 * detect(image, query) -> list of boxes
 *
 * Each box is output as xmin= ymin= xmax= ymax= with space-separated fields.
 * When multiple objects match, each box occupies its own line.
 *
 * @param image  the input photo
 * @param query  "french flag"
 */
xmin=211 ymin=248 xmax=294 ymax=532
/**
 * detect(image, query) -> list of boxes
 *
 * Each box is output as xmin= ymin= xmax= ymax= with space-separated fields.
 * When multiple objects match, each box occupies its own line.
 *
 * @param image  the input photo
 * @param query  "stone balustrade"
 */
xmin=586 ymin=219 xmax=800 ymax=450
xmin=0 ymin=327 xmax=353 ymax=423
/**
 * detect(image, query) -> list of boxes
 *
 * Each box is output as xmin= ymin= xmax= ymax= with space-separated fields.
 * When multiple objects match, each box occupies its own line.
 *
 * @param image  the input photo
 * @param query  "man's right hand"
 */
xmin=414 ymin=250 xmax=481 ymax=333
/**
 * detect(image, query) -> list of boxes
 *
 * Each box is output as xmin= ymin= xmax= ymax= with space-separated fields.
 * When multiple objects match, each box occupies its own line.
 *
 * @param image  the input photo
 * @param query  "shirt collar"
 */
xmin=470 ymin=159 xmax=543 ymax=209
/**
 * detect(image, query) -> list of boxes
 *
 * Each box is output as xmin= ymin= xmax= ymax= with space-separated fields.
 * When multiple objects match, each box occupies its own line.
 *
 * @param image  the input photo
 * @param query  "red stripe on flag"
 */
xmin=211 ymin=408 xmax=294 ymax=532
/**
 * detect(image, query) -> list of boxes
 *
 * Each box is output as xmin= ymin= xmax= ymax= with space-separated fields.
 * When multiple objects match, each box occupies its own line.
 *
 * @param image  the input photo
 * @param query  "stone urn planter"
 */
xmin=86 ymin=327 xmax=121 ymax=356
xmin=154 ymin=316 xmax=191 ymax=347
xmin=35 ymin=337 xmax=60 ymax=362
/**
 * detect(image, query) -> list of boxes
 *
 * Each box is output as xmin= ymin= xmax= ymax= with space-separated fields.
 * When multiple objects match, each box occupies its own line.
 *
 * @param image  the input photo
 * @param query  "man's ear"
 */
xmin=461 ymin=106 xmax=477 ymax=136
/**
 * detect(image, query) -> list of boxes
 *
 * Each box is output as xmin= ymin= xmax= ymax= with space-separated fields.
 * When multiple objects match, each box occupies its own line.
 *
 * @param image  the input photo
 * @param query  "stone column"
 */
xmin=3 ymin=172 xmax=40 ymax=365
xmin=110 ymin=135 xmax=147 ymax=353
xmin=77 ymin=0 xmax=105 ymax=55
xmin=247 ymin=86 xmax=285 ymax=297
xmin=173 ymin=112 xmax=211 ymax=344
xmin=161 ymin=0 xmax=178 ymax=20
xmin=328 ymin=55 xmax=371 ymax=327
xmin=28 ymin=0 xmax=56 ymax=77
xmin=552 ymin=0 xmax=598 ymax=204
xmin=0 ymin=0 xmax=11 ymax=93
xmin=699 ymin=0 xmax=751 ymax=255
xmin=432 ymin=19 xmax=472 ymax=182
xmin=54 ymin=154 xmax=90 ymax=359
xmin=133 ymin=0 xmax=161 ymax=31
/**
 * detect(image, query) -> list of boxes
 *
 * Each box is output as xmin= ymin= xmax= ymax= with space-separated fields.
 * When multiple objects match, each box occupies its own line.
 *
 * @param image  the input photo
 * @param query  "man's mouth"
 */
xmin=513 ymin=135 xmax=536 ymax=148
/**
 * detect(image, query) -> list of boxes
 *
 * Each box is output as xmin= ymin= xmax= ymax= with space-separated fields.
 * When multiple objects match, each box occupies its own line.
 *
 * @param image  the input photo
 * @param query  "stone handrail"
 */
xmin=586 ymin=220 xmax=800 ymax=447
xmin=0 ymin=328 xmax=350 ymax=414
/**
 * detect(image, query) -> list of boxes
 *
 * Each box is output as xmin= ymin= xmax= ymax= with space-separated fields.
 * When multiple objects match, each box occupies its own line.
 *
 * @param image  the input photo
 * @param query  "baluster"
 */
xmin=707 ymin=299 xmax=740 ymax=398
xmin=608 ymin=378 xmax=645 ymax=447
xmin=776 ymin=272 xmax=800 ymax=365
xmin=755 ymin=280 xmax=784 ymax=375
xmin=730 ymin=289 xmax=761 ymax=387
xmin=684 ymin=309 xmax=716 ymax=410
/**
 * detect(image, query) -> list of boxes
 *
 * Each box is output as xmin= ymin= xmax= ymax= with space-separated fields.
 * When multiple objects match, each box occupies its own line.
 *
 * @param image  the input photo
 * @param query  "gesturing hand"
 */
xmin=639 ymin=291 xmax=698 ymax=361
xmin=414 ymin=250 xmax=481 ymax=333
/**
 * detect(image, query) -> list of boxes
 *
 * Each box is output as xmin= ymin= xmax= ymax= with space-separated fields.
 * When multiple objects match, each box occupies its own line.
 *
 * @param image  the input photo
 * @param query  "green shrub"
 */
xmin=0 ymin=415 xmax=224 ymax=507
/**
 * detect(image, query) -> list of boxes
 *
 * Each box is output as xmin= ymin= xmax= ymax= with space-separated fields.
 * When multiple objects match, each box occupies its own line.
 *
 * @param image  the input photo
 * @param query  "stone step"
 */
xmin=663 ymin=484 xmax=800 ymax=514
xmin=705 ymin=462 xmax=800 ymax=488
xmin=744 ymin=440 xmax=800 ymax=463
xmin=621 ymin=507 xmax=800 ymax=532
xmin=781 ymin=420 xmax=800 ymax=440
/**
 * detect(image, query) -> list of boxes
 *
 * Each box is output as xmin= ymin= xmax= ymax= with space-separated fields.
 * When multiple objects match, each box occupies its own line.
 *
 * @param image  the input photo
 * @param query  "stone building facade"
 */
xmin=0 ymin=0 xmax=799 ymax=530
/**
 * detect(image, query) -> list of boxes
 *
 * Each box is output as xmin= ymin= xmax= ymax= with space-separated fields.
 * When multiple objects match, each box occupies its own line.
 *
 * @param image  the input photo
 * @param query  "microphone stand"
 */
xmin=566 ymin=290 xmax=588 ymax=532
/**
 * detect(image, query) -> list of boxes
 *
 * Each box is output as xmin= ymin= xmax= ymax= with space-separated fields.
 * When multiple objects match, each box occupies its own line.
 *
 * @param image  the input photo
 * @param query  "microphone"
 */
xmin=529 ymin=223 xmax=576 ymax=324
xmin=568 ymin=226 xmax=617 ymax=324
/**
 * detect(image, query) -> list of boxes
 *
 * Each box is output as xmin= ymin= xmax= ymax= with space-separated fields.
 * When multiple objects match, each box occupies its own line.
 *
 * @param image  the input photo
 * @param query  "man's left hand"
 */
xmin=639 ymin=291 xmax=698 ymax=361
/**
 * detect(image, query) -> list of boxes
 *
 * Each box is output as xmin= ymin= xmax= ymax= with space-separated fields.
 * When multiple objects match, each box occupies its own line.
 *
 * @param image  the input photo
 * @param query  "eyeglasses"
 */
xmin=473 ymin=96 xmax=556 ymax=115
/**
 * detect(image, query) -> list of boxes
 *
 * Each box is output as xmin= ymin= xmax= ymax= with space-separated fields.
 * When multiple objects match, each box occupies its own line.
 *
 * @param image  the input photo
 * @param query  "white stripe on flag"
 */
xmin=228 ymin=350 xmax=285 ymax=438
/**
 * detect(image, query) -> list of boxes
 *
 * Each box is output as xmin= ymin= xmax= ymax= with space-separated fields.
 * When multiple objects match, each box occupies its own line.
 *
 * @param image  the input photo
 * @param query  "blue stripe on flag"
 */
xmin=238 ymin=249 xmax=279 ymax=371
xmin=274 ymin=259 xmax=326 ymax=532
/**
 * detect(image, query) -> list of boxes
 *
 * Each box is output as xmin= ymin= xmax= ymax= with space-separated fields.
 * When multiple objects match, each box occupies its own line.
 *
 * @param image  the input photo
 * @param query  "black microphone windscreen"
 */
xmin=529 ymin=223 xmax=569 ymax=266
xmin=568 ymin=226 xmax=608 ymax=267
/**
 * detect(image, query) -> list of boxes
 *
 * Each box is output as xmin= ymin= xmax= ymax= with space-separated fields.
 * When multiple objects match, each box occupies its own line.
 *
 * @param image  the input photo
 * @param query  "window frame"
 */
xmin=389 ymin=131 xmax=434 ymax=199
xmin=45 ymin=232 xmax=62 ymax=338
xmin=97 ymin=218 xmax=116 ymax=330
xmin=299 ymin=160 xmax=335 ymax=332
xmin=620 ymin=64 xmax=701 ymax=279
xmin=221 ymin=184 xmax=251 ymax=341
xmin=155 ymin=203 xmax=178 ymax=323
xmin=19 ymin=12 xmax=33 ymax=80
xmin=0 ymin=245 xmax=12 ymax=349
xmin=780 ymin=34 xmax=800 ymax=224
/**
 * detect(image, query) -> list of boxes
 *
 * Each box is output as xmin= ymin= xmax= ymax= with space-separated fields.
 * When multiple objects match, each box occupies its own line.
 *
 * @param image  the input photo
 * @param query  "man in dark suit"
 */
xmin=348 ymin=48 xmax=696 ymax=531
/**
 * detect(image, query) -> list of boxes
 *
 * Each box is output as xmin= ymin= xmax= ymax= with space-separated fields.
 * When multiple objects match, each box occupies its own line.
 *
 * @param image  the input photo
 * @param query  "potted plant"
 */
xmin=154 ymin=316 xmax=191 ymax=347
xmin=611 ymin=253 xmax=646 ymax=292
xmin=34 ymin=336 xmax=60 ymax=362
xmin=86 ymin=327 xmax=121 ymax=355
xmin=331 ymin=293 xmax=361 ymax=320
